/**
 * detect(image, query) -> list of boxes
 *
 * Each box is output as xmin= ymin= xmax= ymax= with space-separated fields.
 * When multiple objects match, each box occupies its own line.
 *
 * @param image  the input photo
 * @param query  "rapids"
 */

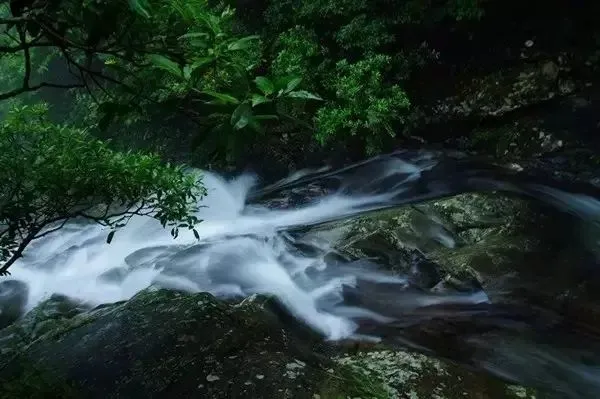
xmin=4 ymin=150 xmax=600 ymax=397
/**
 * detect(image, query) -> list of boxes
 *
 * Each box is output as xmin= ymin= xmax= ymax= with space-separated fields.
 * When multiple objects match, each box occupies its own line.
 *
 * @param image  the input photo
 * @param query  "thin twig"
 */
xmin=34 ymin=218 xmax=70 ymax=239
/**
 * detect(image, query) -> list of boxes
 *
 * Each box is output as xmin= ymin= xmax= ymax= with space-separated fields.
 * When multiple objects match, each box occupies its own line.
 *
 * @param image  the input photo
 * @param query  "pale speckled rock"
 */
xmin=426 ymin=62 xmax=562 ymax=123
xmin=336 ymin=349 xmax=538 ymax=399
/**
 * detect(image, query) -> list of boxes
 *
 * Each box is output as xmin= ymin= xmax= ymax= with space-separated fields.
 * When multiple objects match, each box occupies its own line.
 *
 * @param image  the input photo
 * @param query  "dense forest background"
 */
xmin=1 ymin=0 xmax=600 ymax=274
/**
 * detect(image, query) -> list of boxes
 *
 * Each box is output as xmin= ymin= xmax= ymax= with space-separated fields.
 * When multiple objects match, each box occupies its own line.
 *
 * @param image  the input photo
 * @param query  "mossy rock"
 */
xmin=0 ymin=288 xmax=387 ymax=399
xmin=330 ymin=192 xmax=538 ymax=288
xmin=334 ymin=349 xmax=538 ymax=399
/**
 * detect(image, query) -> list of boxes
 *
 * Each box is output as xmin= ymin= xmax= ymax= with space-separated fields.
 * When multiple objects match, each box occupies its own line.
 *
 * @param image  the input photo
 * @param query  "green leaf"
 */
xmin=227 ymin=35 xmax=260 ymax=51
xmin=200 ymin=90 xmax=240 ymax=105
xmin=193 ymin=228 xmax=200 ymax=240
xmin=186 ymin=57 xmax=215 ymax=81
xmin=147 ymin=54 xmax=182 ymax=77
xmin=106 ymin=231 xmax=115 ymax=244
xmin=255 ymin=77 xmax=275 ymax=96
xmin=230 ymin=103 xmax=252 ymax=130
xmin=286 ymin=90 xmax=323 ymax=101
xmin=179 ymin=32 xmax=211 ymax=49
xmin=183 ymin=65 xmax=193 ymax=80
xmin=128 ymin=0 xmax=151 ymax=18
xmin=191 ymin=57 xmax=215 ymax=70
xmin=198 ymin=14 xmax=221 ymax=35
xmin=285 ymin=77 xmax=303 ymax=93
xmin=251 ymin=94 xmax=270 ymax=107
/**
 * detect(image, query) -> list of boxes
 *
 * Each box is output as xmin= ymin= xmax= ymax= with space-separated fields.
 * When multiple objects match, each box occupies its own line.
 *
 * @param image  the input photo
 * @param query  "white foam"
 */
xmin=7 ymin=169 xmax=418 ymax=339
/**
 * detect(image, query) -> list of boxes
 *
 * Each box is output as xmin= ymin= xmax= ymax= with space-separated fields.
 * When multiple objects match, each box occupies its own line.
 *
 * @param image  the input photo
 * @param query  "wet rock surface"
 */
xmin=0 ymin=284 xmax=544 ymax=399
xmin=1 ymin=162 xmax=598 ymax=399
xmin=324 ymin=190 xmax=600 ymax=397
xmin=335 ymin=349 xmax=538 ymax=399
xmin=0 ymin=289 xmax=338 ymax=399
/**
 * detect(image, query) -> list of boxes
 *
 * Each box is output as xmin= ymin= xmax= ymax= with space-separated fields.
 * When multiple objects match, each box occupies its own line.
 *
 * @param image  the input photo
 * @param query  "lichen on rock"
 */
xmin=334 ymin=349 xmax=538 ymax=399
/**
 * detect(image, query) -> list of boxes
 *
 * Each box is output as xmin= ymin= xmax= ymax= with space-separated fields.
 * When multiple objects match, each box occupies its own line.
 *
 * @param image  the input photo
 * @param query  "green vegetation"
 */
xmin=0 ymin=0 xmax=509 ymax=274
xmin=319 ymin=363 xmax=391 ymax=399
xmin=1 ymin=360 xmax=79 ymax=399
xmin=0 ymin=103 xmax=203 ymax=275
xmin=1 ymin=0 xmax=597 ymax=274
xmin=248 ymin=0 xmax=485 ymax=152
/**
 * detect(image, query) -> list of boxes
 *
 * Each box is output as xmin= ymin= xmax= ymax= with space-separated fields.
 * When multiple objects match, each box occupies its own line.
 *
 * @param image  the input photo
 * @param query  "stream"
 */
xmin=4 ymin=149 xmax=600 ymax=397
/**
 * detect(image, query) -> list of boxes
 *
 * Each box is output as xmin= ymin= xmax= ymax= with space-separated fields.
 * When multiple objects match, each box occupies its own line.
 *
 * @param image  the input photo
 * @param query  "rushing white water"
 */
xmin=6 ymin=150 xmax=600 ymax=343
xmin=5 ymin=150 xmax=600 ymax=398
xmin=6 ymin=169 xmax=425 ymax=340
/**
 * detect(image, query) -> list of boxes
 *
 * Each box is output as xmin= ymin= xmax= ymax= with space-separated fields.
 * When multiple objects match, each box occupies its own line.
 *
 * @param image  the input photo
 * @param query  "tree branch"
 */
xmin=34 ymin=218 xmax=70 ymax=239
xmin=0 ymin=81 xmax=85 ymax=101
xmin=0 ymin=42 xmax=54 ymax=53
xmin=0 ymin=17 xmax=31 ymax=25
xmin=19 ymin=28 xmax=32 ymax=89
xmin=0 ymin=227 xmax=40 ymax=276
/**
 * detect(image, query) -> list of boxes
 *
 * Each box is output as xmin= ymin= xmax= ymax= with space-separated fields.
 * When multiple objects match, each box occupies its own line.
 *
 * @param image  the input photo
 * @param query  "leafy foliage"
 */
xmin=271 ymin=27 xmax=322 ymax=81
xmin=0 ymin=104 xmax=204 ymax=275
xmin=0 ymin=0 xmax=320 ymax=163
xmin=315 ymin=55 xmax=410 ymax=153
xmin=0 ymin=0 xmax=492 ymax=273
xmin=236 ymin=0 xmax=487 ymax=153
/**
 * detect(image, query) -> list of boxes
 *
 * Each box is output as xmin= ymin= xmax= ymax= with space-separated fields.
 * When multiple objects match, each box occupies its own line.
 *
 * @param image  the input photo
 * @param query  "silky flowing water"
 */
xmin=4 ymin=150 xmax=600 ymax=397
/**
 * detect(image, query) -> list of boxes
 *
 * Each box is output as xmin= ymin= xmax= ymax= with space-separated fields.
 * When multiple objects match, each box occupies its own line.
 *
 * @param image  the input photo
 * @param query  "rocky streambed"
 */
xmin=4 ymin=184 xmax=597 ymax=398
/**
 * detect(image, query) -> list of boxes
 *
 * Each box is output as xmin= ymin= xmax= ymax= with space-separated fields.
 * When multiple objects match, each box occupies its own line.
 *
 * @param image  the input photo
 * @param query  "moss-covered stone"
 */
xmin=331 ymin=191 xmax=538 ymax=290
xmin=335 ymin=349 xmax=538 ymax=399
xmin=0 ymin=288 xmax=395 ymax=399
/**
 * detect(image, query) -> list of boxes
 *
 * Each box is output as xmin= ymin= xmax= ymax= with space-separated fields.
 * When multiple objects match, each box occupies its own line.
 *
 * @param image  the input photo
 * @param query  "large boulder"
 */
xmin=0 ymin=285 xmax=543 ymax=399
xmin=0 ymin=288 xmax=391 ymax=399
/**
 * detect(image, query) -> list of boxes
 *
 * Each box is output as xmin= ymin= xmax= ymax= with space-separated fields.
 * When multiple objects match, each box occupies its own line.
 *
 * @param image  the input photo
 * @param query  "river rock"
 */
xmin=325 ymin=191 xmax=600 ymax=397
xmin=335 ymin=349 xmax=538 ymax=399
xmin=0 ymin=286 xmax=544 ymax=399
xmin=332 ymin=191 xmax=539 ymax=291
xmin=0 ymin=288 xmax=384 ymax=399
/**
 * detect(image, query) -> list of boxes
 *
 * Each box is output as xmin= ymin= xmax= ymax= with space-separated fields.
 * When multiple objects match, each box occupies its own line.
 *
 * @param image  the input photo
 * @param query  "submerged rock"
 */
xmin=332 ymin=191 xmax=537 ymax=290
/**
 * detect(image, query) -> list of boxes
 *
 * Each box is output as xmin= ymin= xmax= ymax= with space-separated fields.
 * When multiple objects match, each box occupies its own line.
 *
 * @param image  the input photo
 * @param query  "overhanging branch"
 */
xmin=0 ymin=42 xmax=54 ymax=53
xmin=0 ymin=16 xmax=31 ymax=25
xmin=0 ymin=81 xmax=85 ymax=100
